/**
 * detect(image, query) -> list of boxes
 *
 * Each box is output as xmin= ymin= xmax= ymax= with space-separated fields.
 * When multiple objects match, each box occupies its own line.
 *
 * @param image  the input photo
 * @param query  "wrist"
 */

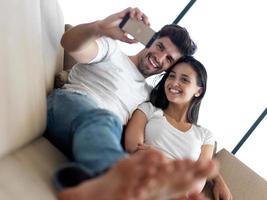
xmin=90 ymin=20 xmax=104 ymax=38
xmin=95 ymin=19 xmax=113 ymax=38
xmin=212 ymin=174 xmax=225 ymax=186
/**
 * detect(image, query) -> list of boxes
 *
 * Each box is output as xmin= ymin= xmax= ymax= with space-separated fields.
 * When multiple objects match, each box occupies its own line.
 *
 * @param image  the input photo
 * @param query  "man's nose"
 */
xmin=158 ymin=52 xmax=168 ymax=63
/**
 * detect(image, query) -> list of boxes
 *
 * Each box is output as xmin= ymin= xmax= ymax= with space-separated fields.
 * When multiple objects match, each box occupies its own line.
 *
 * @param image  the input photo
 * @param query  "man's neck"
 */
xmin=129 ymin=54 xmax=138 ymax=66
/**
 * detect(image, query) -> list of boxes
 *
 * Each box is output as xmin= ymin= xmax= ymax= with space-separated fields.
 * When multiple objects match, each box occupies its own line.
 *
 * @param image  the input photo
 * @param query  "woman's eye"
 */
xmin=168 ymin=74 xmax=175 ymax=79
xmin=181 ymin=77 xmax=190 ymax=83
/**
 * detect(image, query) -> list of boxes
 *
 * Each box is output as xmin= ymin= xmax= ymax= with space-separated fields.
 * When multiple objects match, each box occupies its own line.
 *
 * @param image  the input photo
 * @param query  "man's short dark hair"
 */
xmin=157 ymin=24 xmax=197 ymax=56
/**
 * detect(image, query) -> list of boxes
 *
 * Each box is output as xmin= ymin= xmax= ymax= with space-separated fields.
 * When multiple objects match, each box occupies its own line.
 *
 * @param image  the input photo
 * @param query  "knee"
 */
xmin=73 ymin=109 xmax=123 ymax=132
xmin=91 ymin=109 xmax=122 ymax=129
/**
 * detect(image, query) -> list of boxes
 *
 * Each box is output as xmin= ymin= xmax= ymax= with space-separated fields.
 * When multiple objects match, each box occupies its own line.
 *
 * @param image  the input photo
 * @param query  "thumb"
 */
xmin=213 ymin=192 xmax=219 ymax=200
xmin=119 ymin=33 xmax=137 ymax=44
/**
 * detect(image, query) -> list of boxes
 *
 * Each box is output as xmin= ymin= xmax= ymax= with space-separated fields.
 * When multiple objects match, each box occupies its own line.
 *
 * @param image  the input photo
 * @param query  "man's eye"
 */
xmin=157 ymin=44 xmax=163 ymax=50
xmin=167 ymin=57 xmax=173 ymax=64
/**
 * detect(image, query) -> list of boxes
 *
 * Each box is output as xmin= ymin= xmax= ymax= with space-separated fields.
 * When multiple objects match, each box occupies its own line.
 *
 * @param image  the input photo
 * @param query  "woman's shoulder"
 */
xmin=192 ymin=124 xmax=213 ymax=135
xmin=138 ymin=102 xmax=163 ymax=118
xmin=139 ymin=102 xmax=161 ymax=111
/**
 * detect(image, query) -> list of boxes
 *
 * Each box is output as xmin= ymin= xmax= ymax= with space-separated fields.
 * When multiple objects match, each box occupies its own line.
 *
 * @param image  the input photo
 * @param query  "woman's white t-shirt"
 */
xmin=138 ymin=102 xmax=215 ymax=160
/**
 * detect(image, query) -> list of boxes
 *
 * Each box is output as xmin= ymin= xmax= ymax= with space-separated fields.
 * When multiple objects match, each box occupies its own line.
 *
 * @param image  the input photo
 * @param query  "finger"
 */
xmin=138 ymin=147 xmax=146 ymax=150
xmin=222 ymin=193 xmax=231 ymax=200
xmin=120 ymin=34 xmax=138 ymax=44
xmin=128 ymin=8 xmax=137 ymax=18
xmin=133 ymin=8 xmax=150 ymax=25
xmin=134 ymin=7 xmax=144 ymax=21
xmin=194 ymin=160 xmax=219 ymax=179
xmin=118 ymin=7 xmax=132 ymax=19
xmin=214 ymin=192 xmax=219 ymax=200
xmin=188 ymin=192 xmax=209 ymax=200
xmin=174 ymin=195 xmax=187 ymax=200
xmin=141 ymin=13 xmax=150 ymax=26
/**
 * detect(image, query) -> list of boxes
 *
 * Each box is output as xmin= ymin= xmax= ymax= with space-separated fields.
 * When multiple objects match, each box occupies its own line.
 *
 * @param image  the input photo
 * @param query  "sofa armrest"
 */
xmin=203 ymin=148 xmax=267 ymax=200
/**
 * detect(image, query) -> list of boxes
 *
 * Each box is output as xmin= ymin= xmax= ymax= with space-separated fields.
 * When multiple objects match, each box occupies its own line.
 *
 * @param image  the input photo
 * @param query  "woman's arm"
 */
xmin=212 ymin=173 xmax=232 ymax=200
xmin=124 ymin=109 xmax=148 ymax=153
xmin=191 ymin=144 xmax=215 ymax=193
xmin=200 ymin=145 xmax=232 ymax=200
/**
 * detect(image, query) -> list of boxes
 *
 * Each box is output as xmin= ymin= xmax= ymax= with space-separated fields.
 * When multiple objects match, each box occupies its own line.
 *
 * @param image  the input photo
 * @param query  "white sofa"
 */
xmin=0 ymin=0 xmax=67 ymax=199
xmin=1 ymin=0 xmax=267 ymax=199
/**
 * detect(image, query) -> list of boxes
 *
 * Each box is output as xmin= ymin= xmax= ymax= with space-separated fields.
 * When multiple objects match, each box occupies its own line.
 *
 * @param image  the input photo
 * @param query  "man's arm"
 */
xmin=60 ymin=7 xmax=150 ymax=64
xmin=60 ymin=21 xmax=101 ymax=64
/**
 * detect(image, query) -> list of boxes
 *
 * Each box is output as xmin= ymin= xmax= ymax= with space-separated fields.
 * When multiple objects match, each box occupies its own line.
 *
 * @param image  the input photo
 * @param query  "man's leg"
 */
xmin=45 ymin=89 xmax=127 ymax=177
xmin=58 ymin=150 xmax=218 ymax=200
xmin=149 ymin=159 xmax=218 ymax=200
xmin=71 ymin=108 xmax=127 ymax=176
xmin=58 ymin=150 xmax=164 ymax=200
xmin=45 ymin=89 xmax=98 ymax=157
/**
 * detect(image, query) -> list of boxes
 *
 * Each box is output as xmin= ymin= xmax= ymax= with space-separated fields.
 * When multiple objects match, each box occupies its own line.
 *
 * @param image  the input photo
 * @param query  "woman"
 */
xmin=125 ymin=56 xmax=232 ymax=199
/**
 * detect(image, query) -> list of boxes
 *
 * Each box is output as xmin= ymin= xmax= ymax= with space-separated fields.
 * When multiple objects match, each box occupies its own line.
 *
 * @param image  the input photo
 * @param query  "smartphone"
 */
xmin=119 ymin=13 xmax=157 ymax=48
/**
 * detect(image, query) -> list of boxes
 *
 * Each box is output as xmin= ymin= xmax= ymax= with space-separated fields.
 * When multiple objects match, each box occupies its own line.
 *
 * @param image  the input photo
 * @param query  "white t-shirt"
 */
xmin=64 ymin=37 xmax=151 ymax=124
xmin=138 ymin=102 xmax=215 ymax=160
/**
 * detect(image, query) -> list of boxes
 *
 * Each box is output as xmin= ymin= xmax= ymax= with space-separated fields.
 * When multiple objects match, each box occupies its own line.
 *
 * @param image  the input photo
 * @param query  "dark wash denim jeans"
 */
xmin=45 ymin=89 xmax=127 ymax=178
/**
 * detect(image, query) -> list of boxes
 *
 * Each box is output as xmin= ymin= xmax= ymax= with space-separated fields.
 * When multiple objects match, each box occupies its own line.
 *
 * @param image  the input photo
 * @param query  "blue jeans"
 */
xmin=45 ymin=89 xmax=127 ymax=177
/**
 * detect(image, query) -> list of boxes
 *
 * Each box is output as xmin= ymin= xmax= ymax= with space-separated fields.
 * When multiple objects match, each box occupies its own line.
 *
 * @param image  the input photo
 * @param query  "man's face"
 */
xmin=137 ymin=37 xmax=182 ymax=77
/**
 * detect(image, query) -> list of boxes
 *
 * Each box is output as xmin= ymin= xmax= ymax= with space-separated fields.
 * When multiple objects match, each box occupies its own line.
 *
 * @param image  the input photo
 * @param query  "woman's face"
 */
xmin=164 ymin=62 xmax=202 ymax=105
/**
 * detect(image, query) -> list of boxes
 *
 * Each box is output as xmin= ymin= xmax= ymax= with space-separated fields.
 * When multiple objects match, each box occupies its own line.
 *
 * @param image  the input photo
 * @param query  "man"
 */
xmin=45 ymin=7 xmax=231 ymax=200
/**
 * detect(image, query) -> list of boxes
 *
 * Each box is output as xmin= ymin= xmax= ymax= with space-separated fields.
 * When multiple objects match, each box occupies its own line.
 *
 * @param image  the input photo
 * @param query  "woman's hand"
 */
xmin=212 ymin=175 xmax=232 ymax=200
xmin=135 ymin=143 xmax=152 ymax=152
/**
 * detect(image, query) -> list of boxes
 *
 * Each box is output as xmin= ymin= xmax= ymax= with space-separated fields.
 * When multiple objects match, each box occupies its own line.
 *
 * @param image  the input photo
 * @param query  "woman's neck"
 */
xmin=163 ymin=104 xmax=192 ymax=132
xmin=163 ymin=103 xmax=189 ymax=123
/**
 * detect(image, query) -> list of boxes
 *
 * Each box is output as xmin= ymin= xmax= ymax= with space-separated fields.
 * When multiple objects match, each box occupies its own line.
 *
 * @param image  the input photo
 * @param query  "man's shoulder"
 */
xmin=97 ymin=36 xmax=118 ymax=50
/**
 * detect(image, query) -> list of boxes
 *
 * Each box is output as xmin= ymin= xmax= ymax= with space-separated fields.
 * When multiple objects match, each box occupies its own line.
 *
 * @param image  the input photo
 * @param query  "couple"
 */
xmin=45 ymin=7 xmax=231 ymax=200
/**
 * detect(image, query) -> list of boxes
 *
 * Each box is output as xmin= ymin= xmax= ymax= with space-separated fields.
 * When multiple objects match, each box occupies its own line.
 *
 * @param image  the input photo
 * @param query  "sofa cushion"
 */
xmin=0 ymin=138 xmax=67 ymax=200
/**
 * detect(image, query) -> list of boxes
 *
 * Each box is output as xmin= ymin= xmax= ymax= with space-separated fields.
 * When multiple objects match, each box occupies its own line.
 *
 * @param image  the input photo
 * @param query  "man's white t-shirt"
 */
xmin=138 ymin=102 xmax=215 ymax=160
xmin=64 ymin=37 xmax=151 ymax=124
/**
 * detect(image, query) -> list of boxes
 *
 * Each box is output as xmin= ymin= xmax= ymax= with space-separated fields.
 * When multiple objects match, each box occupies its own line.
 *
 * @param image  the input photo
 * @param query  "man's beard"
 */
xmin=137 ymin=56 xmax=161 ymax=77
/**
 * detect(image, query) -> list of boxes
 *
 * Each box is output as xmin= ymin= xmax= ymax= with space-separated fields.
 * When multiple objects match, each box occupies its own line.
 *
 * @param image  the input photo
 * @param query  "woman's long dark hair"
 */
xmin=150 ymin=56 xmax=207 ymax=124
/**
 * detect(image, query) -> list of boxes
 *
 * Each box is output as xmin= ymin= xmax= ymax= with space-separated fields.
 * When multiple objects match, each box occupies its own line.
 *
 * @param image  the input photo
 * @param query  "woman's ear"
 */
xmin=195 ymin=88 xmax=203 ymax=97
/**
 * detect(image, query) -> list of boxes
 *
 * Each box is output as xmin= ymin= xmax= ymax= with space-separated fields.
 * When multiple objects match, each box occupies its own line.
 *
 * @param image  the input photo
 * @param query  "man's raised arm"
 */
xmin=60 ymin=7 xmax=150 ymax=64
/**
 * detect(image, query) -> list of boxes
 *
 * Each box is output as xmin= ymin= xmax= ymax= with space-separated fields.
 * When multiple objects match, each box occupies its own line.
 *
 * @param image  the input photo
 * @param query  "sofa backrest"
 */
xmin=0 ymin=0 xmax=64 ymax=158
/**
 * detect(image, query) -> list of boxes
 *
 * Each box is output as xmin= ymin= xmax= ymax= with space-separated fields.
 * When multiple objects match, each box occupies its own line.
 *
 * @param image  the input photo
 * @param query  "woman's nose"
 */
xmin=171 ymin=79 xmax=181 ymax=86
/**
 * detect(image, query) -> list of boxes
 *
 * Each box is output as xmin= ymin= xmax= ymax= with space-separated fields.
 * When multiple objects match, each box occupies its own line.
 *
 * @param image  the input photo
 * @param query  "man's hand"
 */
xmin=98 ymin=7 xmax=150 ymax=44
